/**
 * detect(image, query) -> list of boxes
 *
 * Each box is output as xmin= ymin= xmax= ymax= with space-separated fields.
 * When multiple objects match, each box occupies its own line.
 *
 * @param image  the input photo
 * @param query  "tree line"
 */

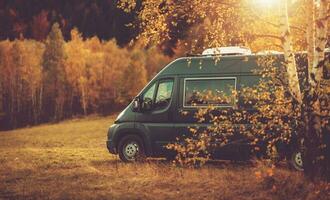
xmin=0 ymin=23 xmax=171 ymax=130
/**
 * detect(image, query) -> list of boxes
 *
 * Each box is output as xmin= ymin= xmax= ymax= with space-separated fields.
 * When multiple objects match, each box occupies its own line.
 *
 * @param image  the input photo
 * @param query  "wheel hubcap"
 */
xmin=294 ymin=152 xmax=303 ymax=168
xmin=124 ymin=142 xmax=139 ymax=160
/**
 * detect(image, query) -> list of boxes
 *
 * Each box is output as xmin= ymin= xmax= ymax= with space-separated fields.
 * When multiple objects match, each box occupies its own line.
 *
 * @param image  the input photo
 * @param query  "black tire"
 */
xmin=118 ymin=134 xmax=145 ymax=162
xmin=289 ymin=149 xmax=304 ymax=171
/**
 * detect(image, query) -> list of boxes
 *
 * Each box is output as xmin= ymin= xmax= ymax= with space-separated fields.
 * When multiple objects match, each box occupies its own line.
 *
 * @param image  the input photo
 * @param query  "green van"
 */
xmin=106 ymin=47 xmax=328 ymax=170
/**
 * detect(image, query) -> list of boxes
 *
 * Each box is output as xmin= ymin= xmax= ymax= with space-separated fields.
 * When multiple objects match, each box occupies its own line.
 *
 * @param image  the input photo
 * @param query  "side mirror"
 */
xmin=132 ymin=97 xmax=141 ymax=112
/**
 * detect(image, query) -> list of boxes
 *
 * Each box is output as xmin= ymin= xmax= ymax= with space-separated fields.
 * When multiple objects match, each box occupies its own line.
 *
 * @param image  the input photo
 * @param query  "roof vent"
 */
xmin=202 ymin=46 xmax=252 ymax=56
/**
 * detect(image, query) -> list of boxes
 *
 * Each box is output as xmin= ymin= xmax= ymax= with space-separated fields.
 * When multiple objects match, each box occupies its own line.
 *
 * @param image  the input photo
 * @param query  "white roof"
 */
xmin=202 ymin=46 xmax=252 ymax=56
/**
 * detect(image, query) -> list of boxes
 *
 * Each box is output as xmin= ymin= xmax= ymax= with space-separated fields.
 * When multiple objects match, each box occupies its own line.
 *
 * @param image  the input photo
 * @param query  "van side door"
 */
xmin=135 ymin=77 xmax=177 ymax=156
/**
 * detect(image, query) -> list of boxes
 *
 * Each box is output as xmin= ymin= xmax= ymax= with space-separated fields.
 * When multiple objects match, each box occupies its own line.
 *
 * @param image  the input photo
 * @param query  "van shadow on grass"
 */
xmin=90 ymin=157 xmax=259 ymax=172
xmin=90 ymin=158 xmax=170 ymax=171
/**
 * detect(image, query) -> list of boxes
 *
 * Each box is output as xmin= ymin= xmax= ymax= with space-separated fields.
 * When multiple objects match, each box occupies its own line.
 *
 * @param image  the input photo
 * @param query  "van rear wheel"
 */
xmin=289 ymin=150 xmax=304 ymax=171
xmin=118 ymin=135 xmax=145 ymax=162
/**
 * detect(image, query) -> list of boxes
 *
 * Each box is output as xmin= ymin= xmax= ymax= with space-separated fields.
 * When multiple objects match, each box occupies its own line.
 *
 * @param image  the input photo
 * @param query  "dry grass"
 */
xmin=1 ymin=115 xmax=330 ymax=200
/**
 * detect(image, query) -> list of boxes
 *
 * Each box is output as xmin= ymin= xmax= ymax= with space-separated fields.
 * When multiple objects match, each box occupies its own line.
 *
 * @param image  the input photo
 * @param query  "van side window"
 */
xmin=154 ymin=79 xmax=174 ymax=110
xmin=184 ymin=78 xmax=236 ymax=107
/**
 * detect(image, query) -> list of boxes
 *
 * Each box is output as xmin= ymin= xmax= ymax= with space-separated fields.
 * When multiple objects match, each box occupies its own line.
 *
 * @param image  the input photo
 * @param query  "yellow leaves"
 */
xmin=117 ymin=0 xmax=137 ymax=13
xmin=189 ymin=127 xmax=198 ymax=134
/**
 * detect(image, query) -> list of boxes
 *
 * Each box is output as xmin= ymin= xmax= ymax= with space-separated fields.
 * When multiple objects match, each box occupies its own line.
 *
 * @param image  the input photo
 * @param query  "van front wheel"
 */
xmin=118 ymin=135 xmax=145 ymax=162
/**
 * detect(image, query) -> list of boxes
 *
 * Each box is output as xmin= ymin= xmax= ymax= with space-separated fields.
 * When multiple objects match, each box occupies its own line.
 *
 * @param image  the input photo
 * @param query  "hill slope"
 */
xmin=0 ymin=116 xmax=329 ymax=200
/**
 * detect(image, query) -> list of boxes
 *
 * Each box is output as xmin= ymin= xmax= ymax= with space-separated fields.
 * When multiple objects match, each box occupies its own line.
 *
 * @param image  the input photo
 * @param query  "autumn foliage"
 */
xmin=0 ymin=23 xmax=170 ymax=130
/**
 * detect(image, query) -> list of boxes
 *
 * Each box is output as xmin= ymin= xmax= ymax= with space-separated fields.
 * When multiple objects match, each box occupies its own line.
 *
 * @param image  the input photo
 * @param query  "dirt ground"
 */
xmin=0 ymin=115 xmax=329 ymax=200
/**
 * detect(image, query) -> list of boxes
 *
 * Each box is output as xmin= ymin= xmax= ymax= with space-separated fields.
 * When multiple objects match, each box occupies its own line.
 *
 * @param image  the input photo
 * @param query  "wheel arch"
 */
xmin=114 ymin=128 xmax=152 ymax=156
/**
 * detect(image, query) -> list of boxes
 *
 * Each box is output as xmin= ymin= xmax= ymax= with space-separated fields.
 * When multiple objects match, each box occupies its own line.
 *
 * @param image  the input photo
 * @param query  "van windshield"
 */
xmin=154 ymin=80 xmax=173 ymax=109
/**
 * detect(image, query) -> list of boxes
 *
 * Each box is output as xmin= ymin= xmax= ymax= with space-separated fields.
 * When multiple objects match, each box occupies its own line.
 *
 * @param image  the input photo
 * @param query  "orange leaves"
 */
xmin=0 ymin=39 xmax=44 ymax=126
xmin=254 ymin=162 xmax=276 ymax=181
xmin=0 ymin=27 xmax=161 ymax=128
xmin=255 ymin=171 xmax=262 ymax=179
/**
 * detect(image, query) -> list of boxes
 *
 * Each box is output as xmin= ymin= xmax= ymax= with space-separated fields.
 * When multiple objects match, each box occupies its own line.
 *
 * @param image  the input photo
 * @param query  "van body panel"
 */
xmin=133 ymin=76 xmax=178 ymax=156
xmin=114 ymin=102 xmax=136 ymax=123
xmin=160 ymin=57 xmax=244 ymax=76
xmin=107 ymin=51 xmax=330 ymax=160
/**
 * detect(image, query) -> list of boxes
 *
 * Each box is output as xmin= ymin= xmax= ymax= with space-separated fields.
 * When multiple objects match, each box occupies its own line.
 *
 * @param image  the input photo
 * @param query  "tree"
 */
xmin=22 ymin=40 xmax=44 ymax=124
xmin=83 ymin=36 xmax=105 ymax=113
xmin=42 ymin=23 xmax=67 ymax=121
xmin=101 ymin=39 xmax=132 ymax=109
xmin=65 ymin=28 xmax=90 ymax=115
xmin=145 ymin=46 xmax=171 ymax=79
xmin=119 ymin=44 xmax=148 ymax=103
xmin=300 ymin=0 xmax=330 ymax=179
xmin=12 ymin=40 xmax=44 ymax=125
xmin=0 ymin=40 xmax=15 ymax=128
xmin=0 ymin=39 xmax=43 ymax=129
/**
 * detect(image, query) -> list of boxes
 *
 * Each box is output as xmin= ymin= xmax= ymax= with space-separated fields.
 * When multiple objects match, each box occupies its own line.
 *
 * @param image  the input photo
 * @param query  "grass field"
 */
xmin=1 ymin=115 xmax=329 ymax=200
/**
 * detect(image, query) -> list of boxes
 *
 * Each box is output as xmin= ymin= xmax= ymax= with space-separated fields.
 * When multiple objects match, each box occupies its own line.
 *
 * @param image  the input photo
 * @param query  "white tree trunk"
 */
xmin=81 ymin=87 xmax=87 ymax=116
xmin=312 ymin=0 xmax=329 ymax=83
xmin=280 ymin=0 xmax=302 ymax=103
xmin=307 ymin=0 xmax=315 ymax=78
xmin=304 ymin=0 xmax=330 ymax=179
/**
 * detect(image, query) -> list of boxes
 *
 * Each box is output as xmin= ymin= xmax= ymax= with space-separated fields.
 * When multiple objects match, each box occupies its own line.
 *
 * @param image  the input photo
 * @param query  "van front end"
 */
xmin=106 ymin=104 xmax=149 ymax=162
xmin=106 ymin=124 xmax=118 ymax=154
xmin=106 ymin=104 xmax=137 ymax=153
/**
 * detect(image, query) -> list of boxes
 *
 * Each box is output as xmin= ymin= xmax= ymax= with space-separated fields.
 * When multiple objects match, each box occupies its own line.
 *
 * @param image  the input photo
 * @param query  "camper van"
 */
xmin=106 ymin=47 xmax=329 ymax=170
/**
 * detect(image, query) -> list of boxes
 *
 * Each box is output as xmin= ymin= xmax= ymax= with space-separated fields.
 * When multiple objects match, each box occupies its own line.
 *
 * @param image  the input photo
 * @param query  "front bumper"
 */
xmin=106 ymin=139 xmax=117 ymax=154
xmin=106 ymin=124 xmax=117 ymax=154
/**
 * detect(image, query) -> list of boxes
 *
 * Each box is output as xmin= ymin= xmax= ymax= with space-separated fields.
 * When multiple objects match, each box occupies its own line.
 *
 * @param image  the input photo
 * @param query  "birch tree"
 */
xmin=279 ymin=0 xmax=302 ymax=103
xmin=275 ymin=0 xmax=330 ymax=179
xmin=302 ymin=0 xmax=330 ymax=179
xmin=65 ymin=29 xmax=90 ymax=115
